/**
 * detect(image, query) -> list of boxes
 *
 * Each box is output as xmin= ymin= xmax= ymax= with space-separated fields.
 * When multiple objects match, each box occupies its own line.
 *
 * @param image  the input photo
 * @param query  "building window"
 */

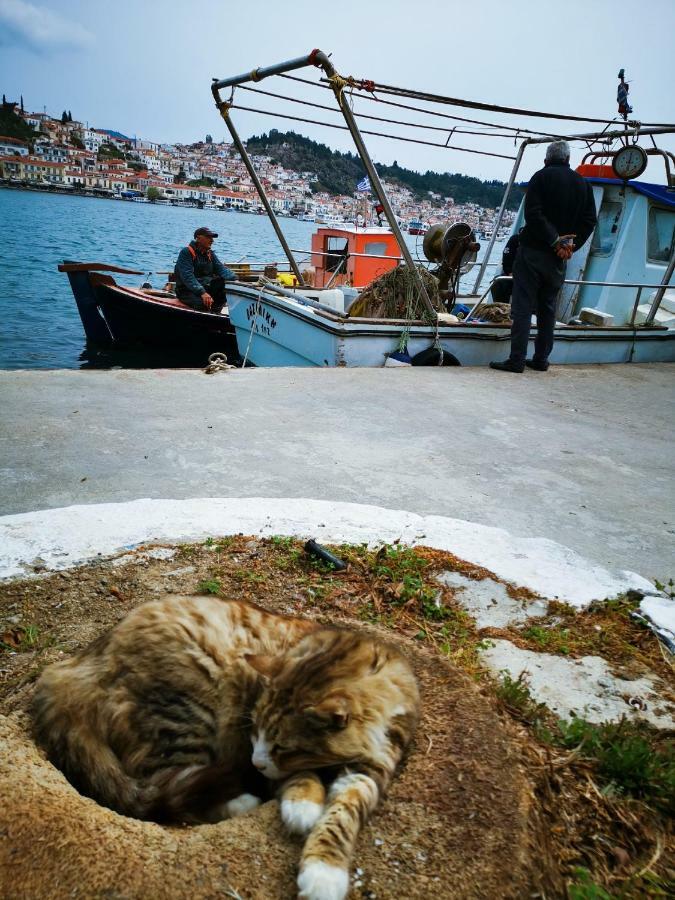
xmin=590 ymin=196 xmax=623 ymax=256
xmin=646 ymin=205 xmax=675 ymax=264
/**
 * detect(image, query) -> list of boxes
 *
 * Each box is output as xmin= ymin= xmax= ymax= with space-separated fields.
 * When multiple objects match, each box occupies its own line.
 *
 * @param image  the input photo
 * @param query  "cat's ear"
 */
xmin=302 ymin=693 xmax=350 ymax=730
xmin=245 ymin=654 xmax=284 ymax=680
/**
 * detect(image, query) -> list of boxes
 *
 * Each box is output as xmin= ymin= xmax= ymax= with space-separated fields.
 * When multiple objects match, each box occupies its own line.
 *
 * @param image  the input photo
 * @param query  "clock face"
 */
xmin=612 ymin=146 xmax=648 ymax=180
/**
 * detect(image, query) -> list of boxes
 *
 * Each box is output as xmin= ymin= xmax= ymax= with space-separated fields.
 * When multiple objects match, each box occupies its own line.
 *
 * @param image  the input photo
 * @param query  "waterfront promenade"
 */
xmin=1 ymin=364 xmax=673 ymax=580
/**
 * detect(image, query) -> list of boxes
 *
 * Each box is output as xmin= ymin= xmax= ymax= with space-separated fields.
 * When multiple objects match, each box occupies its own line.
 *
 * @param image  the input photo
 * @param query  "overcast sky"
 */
xmin=1 ymin=0 xmax=673 ymax=184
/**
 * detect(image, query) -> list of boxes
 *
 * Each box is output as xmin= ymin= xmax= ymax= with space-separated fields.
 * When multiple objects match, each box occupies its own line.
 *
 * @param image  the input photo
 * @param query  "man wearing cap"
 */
xmin=174 ymin=227 xmax=236 ymax=313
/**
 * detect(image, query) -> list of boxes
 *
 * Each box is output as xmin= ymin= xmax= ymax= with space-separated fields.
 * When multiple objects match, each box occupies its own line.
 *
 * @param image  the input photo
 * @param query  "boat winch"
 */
xmin=423 ymin=222 xmax=480 ymax=303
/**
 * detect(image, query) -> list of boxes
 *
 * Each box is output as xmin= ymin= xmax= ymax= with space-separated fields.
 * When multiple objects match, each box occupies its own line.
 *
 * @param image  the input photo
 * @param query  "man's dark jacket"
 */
xmin=174 ymin=241 xmax=236 ymax=297
xmin=520 ymin=161 xmax=597 ymax=253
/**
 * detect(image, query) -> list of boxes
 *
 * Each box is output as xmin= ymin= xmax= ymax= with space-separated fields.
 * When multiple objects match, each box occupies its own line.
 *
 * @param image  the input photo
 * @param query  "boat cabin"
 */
xmin=509 ymin=164 xmax=675 ymax=326
xmin=310 ymin=225 xmax=401 ymax=288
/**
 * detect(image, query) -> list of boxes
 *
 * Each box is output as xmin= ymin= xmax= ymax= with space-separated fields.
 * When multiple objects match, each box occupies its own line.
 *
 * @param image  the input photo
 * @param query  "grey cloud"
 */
xmin=0 ymin=0 xmax=94 ymax=51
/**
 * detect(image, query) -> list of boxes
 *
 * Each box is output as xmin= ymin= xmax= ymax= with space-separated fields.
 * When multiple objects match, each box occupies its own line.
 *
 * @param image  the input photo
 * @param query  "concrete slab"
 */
xmin=480 ymin=639 xmax=675 ymax=729
xmin=0 ymin=365 xmax=673 ymax=580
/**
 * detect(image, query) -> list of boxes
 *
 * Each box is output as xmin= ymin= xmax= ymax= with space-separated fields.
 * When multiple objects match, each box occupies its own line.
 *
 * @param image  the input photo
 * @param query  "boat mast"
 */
xmin=471 ymin=140 xmax=529 ymax=294
xmin=212 ymin=95 xmax=306 ymax=286
xmin=212 ymin=50 xmax=437 ymax=317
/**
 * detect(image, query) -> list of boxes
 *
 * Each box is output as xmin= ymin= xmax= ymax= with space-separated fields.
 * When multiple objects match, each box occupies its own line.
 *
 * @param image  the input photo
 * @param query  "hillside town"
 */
xmin=0 ymin=98 xmax=514 ymax=236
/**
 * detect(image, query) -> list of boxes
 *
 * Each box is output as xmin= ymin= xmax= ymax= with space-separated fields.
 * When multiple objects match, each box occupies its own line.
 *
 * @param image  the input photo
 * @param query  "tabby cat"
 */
xmin=32 ymin=595 xmax=420 ymax=900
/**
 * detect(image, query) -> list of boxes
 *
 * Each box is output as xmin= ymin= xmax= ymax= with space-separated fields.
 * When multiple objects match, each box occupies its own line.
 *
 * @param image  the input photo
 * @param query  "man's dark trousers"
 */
xmin=176 ymin=276 xmax=226 ymax=313
xmin=508 ymin=245 xmax=565 ymax=365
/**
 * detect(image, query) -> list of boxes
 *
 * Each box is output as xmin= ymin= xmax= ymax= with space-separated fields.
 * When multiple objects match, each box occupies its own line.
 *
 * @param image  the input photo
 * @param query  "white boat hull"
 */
xmin=226 ymin=285 xmax=675 ymax=367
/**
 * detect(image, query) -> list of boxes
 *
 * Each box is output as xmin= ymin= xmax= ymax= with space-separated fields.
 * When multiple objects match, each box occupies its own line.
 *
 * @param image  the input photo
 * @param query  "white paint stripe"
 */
xmin=0 ymin=497 xmax=654 ymax=607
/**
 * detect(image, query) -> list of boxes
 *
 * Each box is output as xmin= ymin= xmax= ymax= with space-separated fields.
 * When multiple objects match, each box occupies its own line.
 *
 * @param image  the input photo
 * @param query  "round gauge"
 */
xmin=612 ymin=145 xmax=648 ymax=180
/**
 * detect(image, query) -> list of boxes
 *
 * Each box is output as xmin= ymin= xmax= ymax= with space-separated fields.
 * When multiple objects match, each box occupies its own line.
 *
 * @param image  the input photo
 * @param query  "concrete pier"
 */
xmin=1 ymin=364 xmax=674 ymax=579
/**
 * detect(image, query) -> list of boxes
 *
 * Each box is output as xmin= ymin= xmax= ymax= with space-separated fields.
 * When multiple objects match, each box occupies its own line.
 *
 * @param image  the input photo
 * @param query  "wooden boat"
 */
xmin=58 ymin=262 xmax=239 ymax=358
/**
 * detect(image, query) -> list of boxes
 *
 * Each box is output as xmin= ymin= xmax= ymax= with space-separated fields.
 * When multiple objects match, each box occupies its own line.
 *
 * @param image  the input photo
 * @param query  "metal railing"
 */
xmin=463 ymin=276 xmax=674 ymax=325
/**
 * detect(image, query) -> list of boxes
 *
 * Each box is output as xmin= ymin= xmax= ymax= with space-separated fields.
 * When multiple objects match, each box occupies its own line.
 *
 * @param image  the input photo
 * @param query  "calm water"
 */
xmin=0 ymin=188 xmax=501 ymax=369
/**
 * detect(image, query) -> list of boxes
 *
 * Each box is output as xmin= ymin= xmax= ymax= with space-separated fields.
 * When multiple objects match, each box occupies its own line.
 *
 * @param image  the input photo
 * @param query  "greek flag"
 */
xmin=356 ymin=176 xmax=371 ymax=193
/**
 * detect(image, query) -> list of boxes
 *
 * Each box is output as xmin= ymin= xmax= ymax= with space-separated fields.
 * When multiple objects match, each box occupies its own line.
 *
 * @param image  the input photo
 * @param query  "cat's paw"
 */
xmin=225 ymin=793 xmax=261 ymax=817
xmin=297 ymin=861 xmax=349 ymax=900
xmin=281 ymin=798 xmax=324 ymax=835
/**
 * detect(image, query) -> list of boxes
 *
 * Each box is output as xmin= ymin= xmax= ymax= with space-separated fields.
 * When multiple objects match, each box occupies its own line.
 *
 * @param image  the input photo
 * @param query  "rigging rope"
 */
xmin=229 ymin=102 xmax=517 ymax=160
xmin=281 ymin=73 xmax=673 ymax=132
xmin=324 ymin=77 xmax=643 ymax=126
xmin=239 ymin=84 xmax=522 ymax=139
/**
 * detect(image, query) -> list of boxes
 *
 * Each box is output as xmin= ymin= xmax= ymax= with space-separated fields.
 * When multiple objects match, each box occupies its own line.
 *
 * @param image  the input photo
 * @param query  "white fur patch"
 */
xmin=329 ymin=772 xmax=378 ymax=802
xmin=297 ymin=861 xmax=349 ymax=900
xmin=281 ymin=798 xmax=323 ymax=835
xmin=225 ymin=793 xmax=261 ymax=817
xmin=251 ymin=729 xmax=282 ymax=779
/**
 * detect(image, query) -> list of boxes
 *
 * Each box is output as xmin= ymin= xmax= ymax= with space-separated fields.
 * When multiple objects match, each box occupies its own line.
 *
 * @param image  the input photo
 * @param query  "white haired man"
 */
xmin=490 ymin=141 xmax=597 ymax=372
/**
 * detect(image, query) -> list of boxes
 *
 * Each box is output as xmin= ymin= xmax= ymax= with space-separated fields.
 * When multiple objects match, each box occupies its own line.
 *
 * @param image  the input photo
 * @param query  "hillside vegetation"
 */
xmin=246 ymin=129 xmax=523 ymax=210
xmin=0 ymin=103 xmax=37 ymax=149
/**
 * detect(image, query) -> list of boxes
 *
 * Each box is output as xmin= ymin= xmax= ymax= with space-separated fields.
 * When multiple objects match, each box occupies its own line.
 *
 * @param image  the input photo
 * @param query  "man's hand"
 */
xmin=201 ymin=291 xmax=213 ymax=310
xmin=555 ymin=234 xmax=576 ymax=260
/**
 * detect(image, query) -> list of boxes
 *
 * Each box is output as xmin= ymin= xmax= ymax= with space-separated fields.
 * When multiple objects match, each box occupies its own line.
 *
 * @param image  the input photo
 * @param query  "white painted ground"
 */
xmin=481 ymin=640 xmax=674 ymax=729
xmin=0 ymin=497 xmax=654 ymax=606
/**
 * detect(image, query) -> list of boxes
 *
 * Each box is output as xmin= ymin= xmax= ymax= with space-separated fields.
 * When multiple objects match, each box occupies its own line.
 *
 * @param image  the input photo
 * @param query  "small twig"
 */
xmin=635 ymin=833 xmax=663 ymax=879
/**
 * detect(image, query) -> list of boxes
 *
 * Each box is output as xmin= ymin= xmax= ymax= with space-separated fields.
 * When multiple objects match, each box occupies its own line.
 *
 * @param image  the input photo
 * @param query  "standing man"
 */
xmin=174 ymin=227 xmax=236 ymax=313
xmin=490 ymin=141 xmax=597 ymax=372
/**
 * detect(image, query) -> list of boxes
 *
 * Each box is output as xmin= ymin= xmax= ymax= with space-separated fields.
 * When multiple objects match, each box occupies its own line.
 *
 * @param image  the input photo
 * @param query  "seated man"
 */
xmin=174 ymin=227 xmax=236 ymax=313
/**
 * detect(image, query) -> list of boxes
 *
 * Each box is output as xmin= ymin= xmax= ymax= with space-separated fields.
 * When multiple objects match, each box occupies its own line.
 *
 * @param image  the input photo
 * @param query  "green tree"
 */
xmin=61 ymin=111 xmax=68 ymax=124
xmin=147 ymin=186 xmax=162 ymax=201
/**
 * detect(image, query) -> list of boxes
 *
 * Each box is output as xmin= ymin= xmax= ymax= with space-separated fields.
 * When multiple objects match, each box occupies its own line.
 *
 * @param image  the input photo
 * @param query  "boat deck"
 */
xmin=1 ymin=364 xmax=673 ymax=579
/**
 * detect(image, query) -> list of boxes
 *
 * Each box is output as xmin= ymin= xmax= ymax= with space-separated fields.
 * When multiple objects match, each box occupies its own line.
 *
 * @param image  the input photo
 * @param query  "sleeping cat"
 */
xmin=31 ymin=594 xmax=419 ymax=900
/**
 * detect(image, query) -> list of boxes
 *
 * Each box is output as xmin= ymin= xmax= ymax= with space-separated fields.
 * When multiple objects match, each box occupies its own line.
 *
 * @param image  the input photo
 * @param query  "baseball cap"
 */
xmin=194 ymin=227 xmax=218 ymax=238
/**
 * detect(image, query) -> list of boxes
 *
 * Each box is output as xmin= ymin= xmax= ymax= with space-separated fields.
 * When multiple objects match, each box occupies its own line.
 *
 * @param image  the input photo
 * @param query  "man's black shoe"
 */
xmin=525 ymin=359 xmax=549 ymax=371
xmin=489 ymin=360 xmax=524 ymax=373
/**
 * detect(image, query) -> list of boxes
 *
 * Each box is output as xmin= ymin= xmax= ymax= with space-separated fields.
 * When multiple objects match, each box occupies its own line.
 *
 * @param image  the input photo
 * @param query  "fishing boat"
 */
xmin=58 ymin=262 xmax=240 ymax=358
xmin=210 ymin=51 xmax=675 ymax=367
xmin=408 ymin=218 xmax=426 ymax=235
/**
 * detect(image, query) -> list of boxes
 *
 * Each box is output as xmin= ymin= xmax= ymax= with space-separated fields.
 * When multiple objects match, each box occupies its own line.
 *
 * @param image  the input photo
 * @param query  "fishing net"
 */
xmin=347 ymin=265 xmax=442 ymax=320
xmin=472 ymin=302 xmax=512 ymax=324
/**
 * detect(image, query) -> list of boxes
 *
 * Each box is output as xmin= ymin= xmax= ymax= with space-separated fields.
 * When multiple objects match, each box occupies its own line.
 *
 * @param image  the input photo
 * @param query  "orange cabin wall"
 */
xmin=310 ymin=228 xmax=401 ymax=288
xmin=575 ymin=164 xmax=617 ymax=179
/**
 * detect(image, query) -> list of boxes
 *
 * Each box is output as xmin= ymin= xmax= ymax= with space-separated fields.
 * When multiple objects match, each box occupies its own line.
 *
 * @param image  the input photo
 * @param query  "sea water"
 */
xmin=0 ymin=188 xmax=503 ymax=369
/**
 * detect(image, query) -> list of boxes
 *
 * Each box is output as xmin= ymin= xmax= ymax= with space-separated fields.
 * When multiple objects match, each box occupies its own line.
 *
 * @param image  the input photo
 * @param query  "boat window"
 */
xmin=590 ymin=198 xmax=623 ymax=256
xmin=324 ymin=237 xmax=349 ymax=272
xmin=364 ymin=242 xmax=388 ymax=257
xmin=646 ymin=205 xmax=675 ymax=264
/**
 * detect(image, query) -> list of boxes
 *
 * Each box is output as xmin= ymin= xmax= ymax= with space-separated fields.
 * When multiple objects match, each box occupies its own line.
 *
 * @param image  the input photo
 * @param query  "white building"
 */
xmin=0 ymin=137 xmax=29 ymax=157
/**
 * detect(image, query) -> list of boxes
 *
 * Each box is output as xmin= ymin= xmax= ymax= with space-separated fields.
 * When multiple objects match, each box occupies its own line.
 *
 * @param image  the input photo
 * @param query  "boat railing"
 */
xmin=464 ymin=276 xmax=674 ymax=325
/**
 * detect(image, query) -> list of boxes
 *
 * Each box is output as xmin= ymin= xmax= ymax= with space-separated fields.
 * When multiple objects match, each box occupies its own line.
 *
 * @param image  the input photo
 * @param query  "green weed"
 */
xmin=197 ymin=579 xmax=222 ymax=595
xmin=268 ymin=535 xmax=296 ymax=549
xmin=567 ymin=868 xmax=613 ymax=900
xmin=653 ymin=577 xmax=674 ymax=599
xmin=521 ymin=624 xmax=572 ymax=655
xmin=0 ymin=624 xmax=41 ymax=653
xmin=556 ymin=718 xmax=675 ymax=813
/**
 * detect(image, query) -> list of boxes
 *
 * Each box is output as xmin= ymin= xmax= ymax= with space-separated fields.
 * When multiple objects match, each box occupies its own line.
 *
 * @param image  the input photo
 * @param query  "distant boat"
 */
xmin=408 ymin=219 xmax=426 ymax=235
